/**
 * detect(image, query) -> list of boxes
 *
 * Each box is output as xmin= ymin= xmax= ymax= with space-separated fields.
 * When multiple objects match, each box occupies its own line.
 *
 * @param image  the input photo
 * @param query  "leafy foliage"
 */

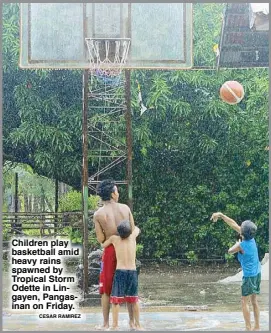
xmin=2 ymin=3 xmax=269 ymax=260
xmin=58 ymin=191 xmax=99 ymax=248
xmin=3 ymin=163 xmax=55 ymax=212
xmin=58 ymin=190 xmax=99 ymax=212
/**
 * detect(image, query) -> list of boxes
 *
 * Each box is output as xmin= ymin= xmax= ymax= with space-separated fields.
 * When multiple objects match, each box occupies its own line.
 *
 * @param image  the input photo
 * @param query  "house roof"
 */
xmin=217 ymin=3 xmax=269 ymax=68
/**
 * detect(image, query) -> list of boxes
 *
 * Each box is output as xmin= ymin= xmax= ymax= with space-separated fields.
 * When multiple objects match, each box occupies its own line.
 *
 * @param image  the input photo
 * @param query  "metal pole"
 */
xmin=82 ymin=69 xmax=89 ymax=296
xmin=54 ymin=179 xmax=58 ymax=237
xmin=14 ymin=173 xmax=19 ymax=234
xmin=124 ymin=69 xmax=133 ymax=211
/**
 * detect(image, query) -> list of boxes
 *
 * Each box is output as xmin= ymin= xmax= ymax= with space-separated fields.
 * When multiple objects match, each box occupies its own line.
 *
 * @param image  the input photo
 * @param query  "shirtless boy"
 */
xmin=102 ymin=220 xmax=142 ymax=330
xmin=94 ymin=179 xmax=135 ymax=329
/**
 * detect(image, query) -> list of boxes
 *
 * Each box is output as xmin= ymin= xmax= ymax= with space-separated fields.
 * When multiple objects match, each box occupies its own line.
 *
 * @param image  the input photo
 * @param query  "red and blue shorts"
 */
xmin=99 ymin=244 xmax=117 ymax=295
xmin=110 ymin=269 xmax=138 ymax=304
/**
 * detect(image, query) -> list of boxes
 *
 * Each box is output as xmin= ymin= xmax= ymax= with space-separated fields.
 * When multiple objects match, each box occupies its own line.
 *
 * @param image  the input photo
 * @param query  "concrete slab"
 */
xmin=3 ymin=311 xmax=269 ymax=331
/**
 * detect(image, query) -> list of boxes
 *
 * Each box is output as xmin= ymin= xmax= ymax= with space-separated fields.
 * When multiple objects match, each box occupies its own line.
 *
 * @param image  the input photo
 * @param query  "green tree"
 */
xmin=3 ymin=3 xmax=269 ymax=259
xmin=3 ymin=163 xmax=56 ymax=212
xmin=3 ymin=3 xmax=83 ymax=188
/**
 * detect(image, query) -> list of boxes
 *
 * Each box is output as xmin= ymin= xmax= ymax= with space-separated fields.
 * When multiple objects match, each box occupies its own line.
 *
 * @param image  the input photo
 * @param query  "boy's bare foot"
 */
xmin=252 ymin=327 xmax=260 ymax=331
xmin=95 ymin=325 xmax=109 ymax=330
xmin=129 ymin=321 xmax=136 ymax=330
xmin=245 ymin=326 xmax=252 ymax=331
xmin=107 ymin=326 xmax=120 ymax=331
xmin=134 ymin=325 xmax=144 ymax=331
xmin=130 ymin=324 xmax=144 ymax=330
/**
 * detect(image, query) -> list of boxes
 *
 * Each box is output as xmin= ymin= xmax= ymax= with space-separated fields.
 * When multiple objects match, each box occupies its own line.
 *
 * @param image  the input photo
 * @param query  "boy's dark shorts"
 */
xmin=110 ymin=269 xmax=138 ymax=304
xmin=241 ymin=273 xmax=261 ymax=296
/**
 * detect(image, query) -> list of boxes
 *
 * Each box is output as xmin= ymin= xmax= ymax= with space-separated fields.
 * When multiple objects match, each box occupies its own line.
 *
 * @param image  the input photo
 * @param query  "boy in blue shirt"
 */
xmin=211 ymin=212 xmax=261 ymax=331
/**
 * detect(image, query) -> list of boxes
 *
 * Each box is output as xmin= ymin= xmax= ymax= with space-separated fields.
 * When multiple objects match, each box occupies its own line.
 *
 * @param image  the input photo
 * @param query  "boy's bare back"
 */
xmin=103 ymin=227 xmax=140 ymax=270
xmin=94 ymin=202 xmax=134 ymax=242
xmin=114 ymin=227 xmax=140 ymax=270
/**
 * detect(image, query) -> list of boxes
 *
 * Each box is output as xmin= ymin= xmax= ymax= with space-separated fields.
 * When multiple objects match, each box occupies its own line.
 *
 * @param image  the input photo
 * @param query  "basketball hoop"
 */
xmin=85 ymin=38 xmax=131 ymax=81
xmin=21 ymin=4 xmax=193 ymax=69
xmin=94 ymin=68 xmax=122 ymax=86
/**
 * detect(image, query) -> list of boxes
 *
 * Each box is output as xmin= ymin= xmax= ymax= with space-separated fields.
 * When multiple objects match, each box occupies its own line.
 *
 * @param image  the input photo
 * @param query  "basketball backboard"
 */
xmin=20 ymin=3 xmax=193 ymax=70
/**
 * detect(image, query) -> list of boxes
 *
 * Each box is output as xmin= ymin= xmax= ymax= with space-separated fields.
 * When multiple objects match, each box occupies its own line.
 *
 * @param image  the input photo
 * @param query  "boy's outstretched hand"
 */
xmin=210 ymin=212 xmax=222 ymax=222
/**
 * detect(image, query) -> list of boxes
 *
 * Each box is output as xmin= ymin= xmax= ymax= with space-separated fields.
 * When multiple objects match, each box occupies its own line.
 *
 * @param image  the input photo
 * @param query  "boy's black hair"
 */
xmin=240 ymin=220 xmax=257 ymax=240
xmin=117 ymin=220 xmax=132 ymax=239
xmin=97 ymin=179 xmax=116 ymax=201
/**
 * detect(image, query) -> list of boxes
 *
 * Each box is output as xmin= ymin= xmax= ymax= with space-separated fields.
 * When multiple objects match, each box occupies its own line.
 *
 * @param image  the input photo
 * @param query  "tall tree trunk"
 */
xmin=14 ymin=173 xmax=22 ymax=234
xmin=29 ymin=195 xmax=33 ymax=213
xmin=24 ymin=194 xmax=29 ymax=212
xmin=41 ymin=186 xmax=46 ymax=212
xmin=40 ymin=186 xmax=46 ymax=236
xmin=33 ymin=196 xmax=39 ymax=212
xmin=59 ymin=182 xmax=64 ymax=196
xmin=45 ymin=197 xmax=53 ymax=212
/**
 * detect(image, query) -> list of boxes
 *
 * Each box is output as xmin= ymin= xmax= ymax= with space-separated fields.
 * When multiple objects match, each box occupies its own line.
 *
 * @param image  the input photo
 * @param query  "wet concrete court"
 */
xmin=3 ymin=262 xmax=269 ymax=331
xmin=3 ymin=310 xmax=269 ymax=331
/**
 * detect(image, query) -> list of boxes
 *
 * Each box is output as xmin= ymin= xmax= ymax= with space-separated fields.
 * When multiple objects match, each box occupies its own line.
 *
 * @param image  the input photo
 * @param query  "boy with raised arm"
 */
xmin=102 ymin=220 xmax=142 ymax=331
xmin=211 ymin=212 xmax=261 ymax=331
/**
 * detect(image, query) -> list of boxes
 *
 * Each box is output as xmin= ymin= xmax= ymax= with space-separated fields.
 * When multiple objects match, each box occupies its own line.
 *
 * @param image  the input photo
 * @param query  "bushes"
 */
xmin=59 ymin=190 xmax=99 ymax=248
xmin=132 ymin=68 xmax=268 ymax=260
xmin=3 ymin=3 xmax=268 ymax=261
xmin=58 ymin=190 xmax=99 ymax=212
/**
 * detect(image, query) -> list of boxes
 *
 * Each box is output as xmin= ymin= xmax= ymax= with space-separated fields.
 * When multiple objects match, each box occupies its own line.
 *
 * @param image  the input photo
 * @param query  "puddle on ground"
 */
xmin=3 ymin=311 xmax=269 ymax=331
xmin=2 ymin=260 xmax=269 ymax=331
xmin=2 ymin=261 xmax=269 ymax=312
xmin=138 ymin=263 xmax=269 ymax=312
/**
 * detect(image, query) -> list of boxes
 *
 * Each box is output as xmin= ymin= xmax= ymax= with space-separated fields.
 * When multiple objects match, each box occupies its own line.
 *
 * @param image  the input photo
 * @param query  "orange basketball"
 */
xmin=220 ymin=81 xmax=244 ymax=105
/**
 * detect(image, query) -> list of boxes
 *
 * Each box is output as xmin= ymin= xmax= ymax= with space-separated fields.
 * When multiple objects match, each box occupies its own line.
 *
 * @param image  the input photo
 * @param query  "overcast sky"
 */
xmin=251 ymin=3 xmax=269 ymax=14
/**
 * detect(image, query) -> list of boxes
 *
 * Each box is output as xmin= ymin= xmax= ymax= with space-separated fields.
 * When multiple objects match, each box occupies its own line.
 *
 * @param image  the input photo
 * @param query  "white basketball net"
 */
xmin=85 ymin=38 xmax=131 ymax=77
